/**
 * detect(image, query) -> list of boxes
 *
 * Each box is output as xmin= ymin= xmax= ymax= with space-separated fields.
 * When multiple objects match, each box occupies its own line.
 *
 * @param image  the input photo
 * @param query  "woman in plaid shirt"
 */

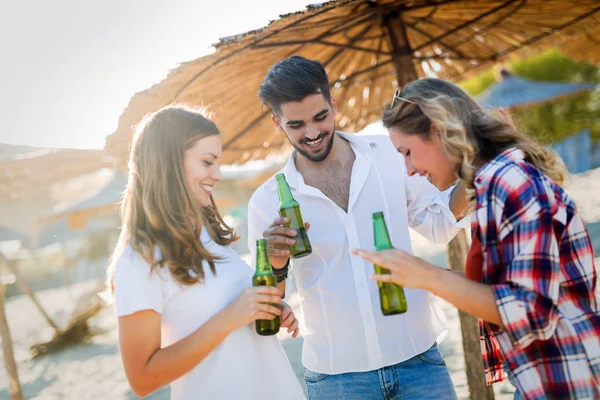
xmin=353 ymin=78 xmax=600 ymax=399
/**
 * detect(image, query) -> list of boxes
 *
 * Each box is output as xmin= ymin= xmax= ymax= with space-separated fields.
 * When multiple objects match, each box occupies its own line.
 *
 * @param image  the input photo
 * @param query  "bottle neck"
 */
xmin=373 ymin=216 xmax=393 ymax=250
xmin=255 ymin=240 xmax=272 ymax=274
xmin=276 ymin=174 xmax=296 ymax=207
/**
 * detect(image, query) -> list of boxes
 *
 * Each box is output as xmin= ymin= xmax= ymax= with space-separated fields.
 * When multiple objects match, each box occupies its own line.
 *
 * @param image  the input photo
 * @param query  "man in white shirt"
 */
xmin=247 ymin=56 xmax=469 ymax=400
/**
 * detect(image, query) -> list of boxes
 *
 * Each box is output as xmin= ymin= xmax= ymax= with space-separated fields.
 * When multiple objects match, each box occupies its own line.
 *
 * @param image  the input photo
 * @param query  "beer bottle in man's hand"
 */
xmin=276 ymin=173 xmax=312 ymax=258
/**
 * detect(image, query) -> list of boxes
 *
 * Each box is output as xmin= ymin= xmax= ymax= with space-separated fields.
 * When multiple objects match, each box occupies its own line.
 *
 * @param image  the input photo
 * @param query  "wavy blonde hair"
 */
xmin=107 ymin=105 xmax=238 ymax=293
xmin=382 ymin=78 xmax=565 ymax=201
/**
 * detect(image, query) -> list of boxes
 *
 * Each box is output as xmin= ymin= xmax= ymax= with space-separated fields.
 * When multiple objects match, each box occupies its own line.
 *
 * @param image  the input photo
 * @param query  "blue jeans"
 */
xmin=304 ymin=343 xmax=458 ymax=400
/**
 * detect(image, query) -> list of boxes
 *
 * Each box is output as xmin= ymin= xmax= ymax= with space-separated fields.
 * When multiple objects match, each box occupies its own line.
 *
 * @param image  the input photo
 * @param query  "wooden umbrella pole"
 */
xmin=447 ymin=230 xmax=496 ymax=399
xmin=383 ymin=11 xmax=416 ymax=88
xmin=384 ymin=10 xmax=495 ymax=400
xmin=0 ymin=251 xmax=61 ymax=333
xmin=0 ymin=283 xmax=24 ymax=400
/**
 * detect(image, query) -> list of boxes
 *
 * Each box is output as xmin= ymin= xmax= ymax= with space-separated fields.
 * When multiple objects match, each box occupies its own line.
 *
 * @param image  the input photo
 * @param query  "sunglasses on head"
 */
xmin=391 ymin=88 xmax=416 ymax=109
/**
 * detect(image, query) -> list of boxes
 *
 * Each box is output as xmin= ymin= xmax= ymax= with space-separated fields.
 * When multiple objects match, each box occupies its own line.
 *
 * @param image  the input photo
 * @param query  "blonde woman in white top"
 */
xmin=107 ymin=105 xmax=305 ymax=400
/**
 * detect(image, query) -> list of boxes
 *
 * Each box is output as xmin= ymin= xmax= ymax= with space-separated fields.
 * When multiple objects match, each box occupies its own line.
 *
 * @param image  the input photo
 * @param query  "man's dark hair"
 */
xmin=258 ymin=56 xmax=331 ymax=116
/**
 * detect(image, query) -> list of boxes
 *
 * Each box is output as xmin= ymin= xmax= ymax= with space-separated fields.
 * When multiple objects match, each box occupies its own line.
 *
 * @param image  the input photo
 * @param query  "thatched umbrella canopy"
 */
xmin=41 ymin=170 xmax=128 ymax=230
xmin=0 ymin=147 xmax=111 ymax=202
xmin=477 ymin=69 xmax=597 ymax=109
xmin=557 ymin=11 xmax=600 ymax=65
xmin=0 ymin=226 xmax=25 ymax=243
xmin=105 ymin=0 xmax=599 ymax=169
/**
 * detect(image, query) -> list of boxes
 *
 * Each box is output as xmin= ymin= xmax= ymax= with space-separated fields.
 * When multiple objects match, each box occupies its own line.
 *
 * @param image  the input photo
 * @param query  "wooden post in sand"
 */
xmin=0 ymin=251 xmax=60 ymax=333
xmin=0 ymin=282 xmax=24 ymax=400
xmin=447 ymin=230 xmax=496 ymax=400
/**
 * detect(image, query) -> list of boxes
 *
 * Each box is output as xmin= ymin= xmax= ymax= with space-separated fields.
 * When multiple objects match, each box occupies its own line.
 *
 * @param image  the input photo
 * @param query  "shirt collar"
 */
xmin=273 ymin=132 xmax=377 ymax=191
xmin=474 ymin=147 xmax=524 ymax=190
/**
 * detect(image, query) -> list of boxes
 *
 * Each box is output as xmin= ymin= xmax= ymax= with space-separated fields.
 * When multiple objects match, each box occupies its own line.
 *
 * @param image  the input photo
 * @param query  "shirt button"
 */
xmin=510 ymin=362 xmax=517 ymax=369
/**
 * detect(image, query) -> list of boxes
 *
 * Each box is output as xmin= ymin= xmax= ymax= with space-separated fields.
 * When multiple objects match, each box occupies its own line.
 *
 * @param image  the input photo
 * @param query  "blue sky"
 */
xmin=0 ymin=0 xmax=312 ymax=149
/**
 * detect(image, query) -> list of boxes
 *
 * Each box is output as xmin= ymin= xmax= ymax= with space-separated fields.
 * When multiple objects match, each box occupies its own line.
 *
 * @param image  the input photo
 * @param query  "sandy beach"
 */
xmin=0 ymin=279 xmax=518 ymax=400
xmin=1 ymin=167 xmax=599 ymax=400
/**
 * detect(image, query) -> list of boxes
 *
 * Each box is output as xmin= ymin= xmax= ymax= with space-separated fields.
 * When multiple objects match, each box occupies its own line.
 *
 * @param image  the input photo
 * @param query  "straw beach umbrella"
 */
xmin=477 ymin=69 xmax=597 ymax=109
xmin=0 ymin=148 xmax=110 ymax=202
xmin=475 ymin=68 xmax=598 ymax=173
xmin=105 ymin=0 xmax=600 ymax=170
xmin=40 ymin=169 xmax=127 ymax=231
xmin=104 ymin=2 xmax=600 ymax=398
xmin=557 ymin=11 xmax=600 ymax=65
xmin=0 ymin=226 xmax=25 ymax=243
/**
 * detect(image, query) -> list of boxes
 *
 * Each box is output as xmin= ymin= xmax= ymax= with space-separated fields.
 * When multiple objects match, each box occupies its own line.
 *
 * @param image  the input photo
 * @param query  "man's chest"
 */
xmin=304 ymin=165 xmax=352 ymax=212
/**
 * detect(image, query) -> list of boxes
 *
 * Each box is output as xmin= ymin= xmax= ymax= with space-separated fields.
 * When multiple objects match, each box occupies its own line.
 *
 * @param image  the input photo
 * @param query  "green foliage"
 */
xmin=459 ymin=49 xmax=600 ymax=143
xmin=460 ymin=70 xmax=496 ymax=96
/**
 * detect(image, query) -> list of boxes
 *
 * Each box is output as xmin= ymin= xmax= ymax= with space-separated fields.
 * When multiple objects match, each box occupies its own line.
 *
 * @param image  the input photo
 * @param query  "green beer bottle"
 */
xmin=372 ymin=212 xmax=407 ymax=315
xmin=252 ymin=239 xmax=280 ymax=336
xmin=275 ymin=173 xmax=312 ymax=258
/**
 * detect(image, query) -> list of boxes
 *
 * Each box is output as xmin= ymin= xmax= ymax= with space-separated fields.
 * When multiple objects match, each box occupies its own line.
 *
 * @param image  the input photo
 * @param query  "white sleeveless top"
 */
xmin=114 ymin=229 xmax=305 ymax=400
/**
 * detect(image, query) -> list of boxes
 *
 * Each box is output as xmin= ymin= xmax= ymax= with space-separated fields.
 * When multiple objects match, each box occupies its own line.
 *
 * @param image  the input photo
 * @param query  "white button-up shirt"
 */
xmin=247 ymin=132 xmax=467 ymax=375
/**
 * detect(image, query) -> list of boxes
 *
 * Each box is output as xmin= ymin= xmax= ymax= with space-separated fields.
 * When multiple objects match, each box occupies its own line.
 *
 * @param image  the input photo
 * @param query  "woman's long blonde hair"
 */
xmin=107 ymin=105 xmax=237 ymax=292
xmin=382 ymin=78 xmax=565 ymax=201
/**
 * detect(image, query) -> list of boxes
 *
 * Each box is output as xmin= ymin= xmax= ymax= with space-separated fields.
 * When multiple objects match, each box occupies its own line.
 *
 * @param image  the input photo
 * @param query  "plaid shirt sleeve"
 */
xmin=487 ymin=168 xmax=561 ymax=349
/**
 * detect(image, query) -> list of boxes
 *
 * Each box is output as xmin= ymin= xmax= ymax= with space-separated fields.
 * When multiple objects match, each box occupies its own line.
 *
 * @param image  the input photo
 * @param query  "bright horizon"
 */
xmin=0 ymin=0 xmax=313 ymax=150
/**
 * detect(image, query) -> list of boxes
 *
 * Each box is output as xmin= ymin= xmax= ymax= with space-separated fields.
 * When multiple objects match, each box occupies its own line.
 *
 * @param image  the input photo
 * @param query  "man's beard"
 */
xmin=292 ymin=129 xmax=336 ymax=163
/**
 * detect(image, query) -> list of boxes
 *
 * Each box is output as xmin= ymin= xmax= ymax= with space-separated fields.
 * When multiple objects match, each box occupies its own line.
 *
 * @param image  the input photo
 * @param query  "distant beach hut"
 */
xmin=477 ymin=69 xmax=596 ymax=109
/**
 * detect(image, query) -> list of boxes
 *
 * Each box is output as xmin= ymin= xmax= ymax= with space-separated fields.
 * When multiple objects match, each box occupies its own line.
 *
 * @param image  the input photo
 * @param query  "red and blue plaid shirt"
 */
xmin=473 ymin=148 xmax=600 ymax=400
